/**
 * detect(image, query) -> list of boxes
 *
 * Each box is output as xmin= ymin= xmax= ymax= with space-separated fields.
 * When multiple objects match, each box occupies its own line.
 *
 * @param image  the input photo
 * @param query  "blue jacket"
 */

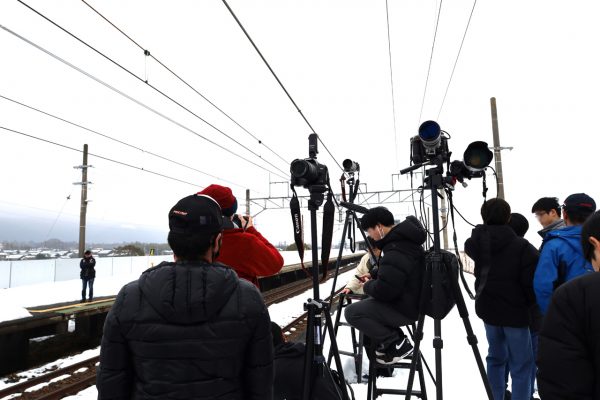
xmin=534 ymin=225 xmax=594 ymax=314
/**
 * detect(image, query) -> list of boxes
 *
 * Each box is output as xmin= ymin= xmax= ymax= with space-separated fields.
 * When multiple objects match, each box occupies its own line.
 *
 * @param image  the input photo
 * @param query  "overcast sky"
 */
xmin=1 ymin=0 xmax=599 ymax=248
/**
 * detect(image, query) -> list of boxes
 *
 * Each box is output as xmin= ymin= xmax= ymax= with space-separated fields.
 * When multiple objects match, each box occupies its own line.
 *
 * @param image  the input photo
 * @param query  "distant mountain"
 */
xmin=0 ymin=215 xmax=167 ymax=243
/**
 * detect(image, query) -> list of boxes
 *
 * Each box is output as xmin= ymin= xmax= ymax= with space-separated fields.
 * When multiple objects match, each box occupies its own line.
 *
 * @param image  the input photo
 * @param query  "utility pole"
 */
xmin=245 ymin=189 xmax=250 ymax=215
xmin=490 ymin=97 xmax=505 ymax=199
xmin=74 ymin=144 xmax=92 ymax=257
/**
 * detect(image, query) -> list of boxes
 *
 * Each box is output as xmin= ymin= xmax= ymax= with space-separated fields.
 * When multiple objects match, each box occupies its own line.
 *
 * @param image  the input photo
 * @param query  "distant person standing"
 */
xmin=198 ymin=184 xmax=284 ymax=287
xmin=80 ymin=250 xmax=96 ymax=302
xmin=531 ymin=197 xmax=565 ymax=242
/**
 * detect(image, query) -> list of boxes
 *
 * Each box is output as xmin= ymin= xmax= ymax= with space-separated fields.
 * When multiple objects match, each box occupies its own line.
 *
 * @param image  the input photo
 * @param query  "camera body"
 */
xmin=290 ymin=133 xmax=329 ymax=189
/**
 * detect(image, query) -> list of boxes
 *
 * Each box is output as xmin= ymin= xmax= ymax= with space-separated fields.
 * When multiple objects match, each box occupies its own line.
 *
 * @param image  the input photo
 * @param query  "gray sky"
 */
xmin=1 ymin=0 xmax=599 ymax=248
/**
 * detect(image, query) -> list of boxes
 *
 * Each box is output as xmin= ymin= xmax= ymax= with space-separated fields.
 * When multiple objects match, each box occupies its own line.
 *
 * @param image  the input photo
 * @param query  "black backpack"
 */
xmin=423 ymin=249 xmax=458 ymax=320
xmin=327 ymin=368 xmax=355 ymax=400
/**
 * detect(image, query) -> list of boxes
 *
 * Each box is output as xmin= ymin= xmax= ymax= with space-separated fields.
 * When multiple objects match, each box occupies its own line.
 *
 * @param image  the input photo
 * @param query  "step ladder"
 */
xmin=366 ymin=339 xmax=429 ymax=400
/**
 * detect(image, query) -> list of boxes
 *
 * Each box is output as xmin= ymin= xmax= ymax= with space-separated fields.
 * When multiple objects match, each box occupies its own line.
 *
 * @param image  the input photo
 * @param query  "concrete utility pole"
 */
xmin=490 ymin=97 xmax=505 ymax=199
xmin=74 ymin=144 xmax=92 ymax=257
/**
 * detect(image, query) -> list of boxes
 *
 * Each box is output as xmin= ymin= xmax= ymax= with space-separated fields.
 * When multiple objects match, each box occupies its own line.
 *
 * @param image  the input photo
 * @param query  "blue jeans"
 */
xmin=484 ymin=324 xmax=533 ymax=400
xmin=82 ymin=278 xmax=94 ymax=301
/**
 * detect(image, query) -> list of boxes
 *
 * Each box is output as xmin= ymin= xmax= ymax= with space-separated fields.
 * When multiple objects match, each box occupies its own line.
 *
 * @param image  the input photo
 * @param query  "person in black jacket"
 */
xmin=96 ymin=194 xmax=273 ymax=400
xmin=537 ymin=210 xmax=600 ymax=399
xmin=344 ymin=207 xmax=426 ymax=365
xmin=79 ymin=250 xmax=96 ymax=302
xmin=465 ymin=199 xmax=539 ymax=400
xmin=271 ymin=322 xmax=341 ymax=400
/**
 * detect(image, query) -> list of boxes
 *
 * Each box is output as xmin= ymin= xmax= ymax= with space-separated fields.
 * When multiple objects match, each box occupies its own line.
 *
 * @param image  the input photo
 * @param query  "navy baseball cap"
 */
xmin=168 ymin=194 xmax=224 ymax=235
xmin=562 ymin=193 xmax=596 ymax=213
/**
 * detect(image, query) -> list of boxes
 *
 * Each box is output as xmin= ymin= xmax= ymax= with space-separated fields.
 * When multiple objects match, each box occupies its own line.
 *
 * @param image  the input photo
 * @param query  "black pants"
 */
xmin=344 ymin=297 xmax=413 ymax=342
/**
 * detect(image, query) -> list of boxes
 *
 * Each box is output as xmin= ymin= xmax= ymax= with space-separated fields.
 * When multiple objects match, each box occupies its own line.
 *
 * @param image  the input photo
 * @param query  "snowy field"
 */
xmin=0 ymin=260 xmax=498 ymax=399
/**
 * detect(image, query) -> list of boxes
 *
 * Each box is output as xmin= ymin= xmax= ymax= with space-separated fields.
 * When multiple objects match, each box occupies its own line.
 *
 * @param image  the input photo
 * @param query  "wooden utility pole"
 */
xmin=74 ymin=144 xmax=92 ymax=257
xmin=490 ymin=97 xmax=505 ymax=199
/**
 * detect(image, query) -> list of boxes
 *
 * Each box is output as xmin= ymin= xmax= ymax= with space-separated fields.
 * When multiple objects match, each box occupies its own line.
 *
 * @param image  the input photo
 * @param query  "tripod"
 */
xmin=400 ymin=159 xmax=493 ymax=400
xmin=302 ymin=185 xmax=351 ymax=400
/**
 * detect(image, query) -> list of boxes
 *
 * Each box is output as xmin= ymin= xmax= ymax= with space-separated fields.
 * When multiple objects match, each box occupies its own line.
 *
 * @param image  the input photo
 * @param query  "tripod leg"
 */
xmin=324 ymin=307 xmax=351 ymax=400
xmin=302 ymin=303 xmax=317 ymax=400
xmin=449 ymin=271 xmax=494 ymax=400
xmin=327 ymin=295 xmax=346 ymax=366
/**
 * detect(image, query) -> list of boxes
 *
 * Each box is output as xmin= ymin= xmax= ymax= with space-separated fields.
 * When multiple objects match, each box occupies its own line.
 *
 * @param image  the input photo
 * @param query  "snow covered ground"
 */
xmin=0 ymin=258 xmax=497 ymax=399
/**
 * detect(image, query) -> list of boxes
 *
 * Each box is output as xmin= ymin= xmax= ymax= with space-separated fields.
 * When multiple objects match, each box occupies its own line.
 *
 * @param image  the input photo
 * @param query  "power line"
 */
xmin=16 ymin=0 xmax=289 ymax=179
xmin=0 ymin=93 xmax=247 ymax=191
xmin=0 ymin=23 xmax=289 ymax=181
xmin=418 ymin=0 xmax=444 ymax=124
xmin=0 ymin=126 xmax=200 ymax=187
xmin=384 ymin=0 xmax=399 ymax=170
xmin=436 ymin=0 xmax=478 ymax=119
xmin=221 ymin=0 xmax=344 ymax=172
xmin=79 ymin=0 xmax=291 ymax=168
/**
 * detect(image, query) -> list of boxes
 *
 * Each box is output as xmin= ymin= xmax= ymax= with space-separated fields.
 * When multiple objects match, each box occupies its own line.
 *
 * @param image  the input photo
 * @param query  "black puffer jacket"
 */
xmin=363 ymin=217 xmax=426 ymax=320
xmin=464 ymin=225 xmax=538 ymax=327
xmin=80 ymin=256 xmax=96 ymax=279
xmin=537 ymin=272 xmax=600 ymax=400
xmin=97 ymin=261 xmax=273 ymax=400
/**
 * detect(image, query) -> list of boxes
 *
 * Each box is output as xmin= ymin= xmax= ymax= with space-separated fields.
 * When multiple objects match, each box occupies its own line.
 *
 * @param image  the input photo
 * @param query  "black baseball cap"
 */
xmin=168 ymin=194 xmax=224 ymax=235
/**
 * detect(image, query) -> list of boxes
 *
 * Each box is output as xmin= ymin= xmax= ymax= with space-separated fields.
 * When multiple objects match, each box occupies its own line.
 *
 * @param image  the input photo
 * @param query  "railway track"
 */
xmin=0 ymin=264 xmax=355 ymax=399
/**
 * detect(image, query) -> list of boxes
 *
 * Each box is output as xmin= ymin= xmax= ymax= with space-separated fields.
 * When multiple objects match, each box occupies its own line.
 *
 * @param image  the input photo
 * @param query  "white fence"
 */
xmin=0 ymin=256 xmax=173 ymax=289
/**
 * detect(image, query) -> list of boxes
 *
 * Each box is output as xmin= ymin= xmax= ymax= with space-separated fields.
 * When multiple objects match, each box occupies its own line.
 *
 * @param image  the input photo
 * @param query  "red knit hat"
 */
xmin=198 ymin=184 xmax=238 ymax=217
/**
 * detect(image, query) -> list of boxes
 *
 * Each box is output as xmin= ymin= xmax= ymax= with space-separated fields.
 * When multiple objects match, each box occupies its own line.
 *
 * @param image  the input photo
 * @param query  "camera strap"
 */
xmin=289 ymin=186 xmax=309 ymax=276
xmin=320 ymin=190 xmax=335 ymax=281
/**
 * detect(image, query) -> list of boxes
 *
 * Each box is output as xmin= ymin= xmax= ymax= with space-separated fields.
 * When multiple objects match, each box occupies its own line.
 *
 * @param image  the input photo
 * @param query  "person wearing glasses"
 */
xmin=533 ymin=193 xmax=596 ymax=315
xmin=531 ymin=197 xmax=565 ymax=242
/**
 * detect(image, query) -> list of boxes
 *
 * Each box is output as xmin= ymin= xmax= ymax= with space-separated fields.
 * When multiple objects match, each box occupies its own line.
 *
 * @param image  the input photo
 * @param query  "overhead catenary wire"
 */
xmin=79 ymin=0 xmax=291 ymax=168
xmin=0 ymin=94 xmax=247 ymax=191
xmin=0 ymin=23 xmax=289 ymax=182
xmin=418 ymin=0 xmax=444 ymax=124
xmin=0 ymin=126 xmax=200 ymax=188
xmin=436 ymin=0 xmax=478 ymax=119
xmin=384 ymin=0 xmax=399 ymax=170
xmin=15 ymin=0 xmax=290 ymax=179
xmin=221 ymin=0 xmax=344 ymax=173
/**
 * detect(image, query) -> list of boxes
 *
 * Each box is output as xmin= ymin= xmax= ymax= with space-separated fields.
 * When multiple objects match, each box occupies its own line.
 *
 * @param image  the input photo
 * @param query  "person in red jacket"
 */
xmin=198 ymin=184 xmax=284 ymax=287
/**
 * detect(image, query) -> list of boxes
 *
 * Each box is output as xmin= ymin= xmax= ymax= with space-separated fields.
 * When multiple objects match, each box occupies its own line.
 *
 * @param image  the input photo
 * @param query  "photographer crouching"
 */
xmin=344 ymin=207 xmax=426 ymax=364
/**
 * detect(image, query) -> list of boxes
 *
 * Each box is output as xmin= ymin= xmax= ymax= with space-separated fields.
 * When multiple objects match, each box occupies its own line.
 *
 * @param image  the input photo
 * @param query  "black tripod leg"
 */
xmin=324 ymin=307 xmax=351 ymax=400
xmin=449 ymin=272 xmax=494 ymax=400
xmin=302 ymin=303 xmax=317 ymax=400
xmin=327 ymin=295 xmax=346 ymax=366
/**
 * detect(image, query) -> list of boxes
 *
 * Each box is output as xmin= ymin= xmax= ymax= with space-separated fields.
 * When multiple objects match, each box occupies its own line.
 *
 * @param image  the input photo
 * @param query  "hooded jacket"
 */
xmin=464 ymin=224 xmax=538 ymax=327
xmin=273 ymin=342 xmax=341 ymax=400
xmin=363 ymin=217 xmax=426 ymax=321
xmin=97 ymin=261 xmax=273 ymax=400
xmin=219 ymin=226 xmax=284 ymax=287
xmin=534 ymin=225 xmax=594 ymax=314
xmin=537 ymin=272 xmax=600 ymax=400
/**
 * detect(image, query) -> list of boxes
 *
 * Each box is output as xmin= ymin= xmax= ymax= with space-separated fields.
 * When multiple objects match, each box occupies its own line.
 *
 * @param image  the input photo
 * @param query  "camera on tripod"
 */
xmin=290 ymin=133 xmax=329 ymax=189
xmin=410 ymin=120 xmax=451 ymax=164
